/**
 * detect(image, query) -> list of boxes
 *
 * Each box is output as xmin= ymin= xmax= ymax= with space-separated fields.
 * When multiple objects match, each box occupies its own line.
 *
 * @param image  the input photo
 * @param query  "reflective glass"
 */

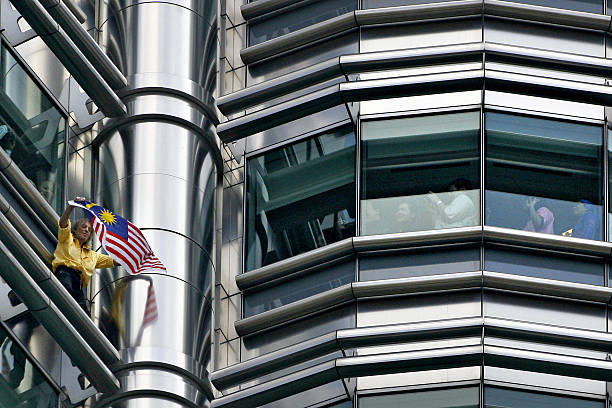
xmin=359 ymin=387 xmax=479 ymax=408
xmin=485 ymin=112 xmax=602 ymax=240
xmin=361 ymin=111 xmax=480 ymax=235
xmin=362 ymin=0 xmax=601 ymax=12
xmin=512 ymin=0 xmax=602 ymax=13
xmin=246 ymin=126 xmax=356 ymax=271
xmin=359 ymin=246 xmax=480 ymax=281
xmin=0 ymin=325 xmax=58 ymax=408
xmin=249 ymin=0 xmax=357 ymax=45
xmin=485 ymin=247 xmax=604 ymax=286
xmin=243 ymin=259 xmax=355 ymax=317
xmin=0 ymin=45 xmax=65 ymax=211
xmin=485 ymin=387 xmax=604 ymax=408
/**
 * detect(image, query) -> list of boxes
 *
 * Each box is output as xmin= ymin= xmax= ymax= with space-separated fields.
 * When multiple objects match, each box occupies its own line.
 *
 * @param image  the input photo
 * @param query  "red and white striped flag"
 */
xmin=69 ymin=200 xmax=166 ymax=275
xmin=143 ymin=282 xmax=158 ymax=326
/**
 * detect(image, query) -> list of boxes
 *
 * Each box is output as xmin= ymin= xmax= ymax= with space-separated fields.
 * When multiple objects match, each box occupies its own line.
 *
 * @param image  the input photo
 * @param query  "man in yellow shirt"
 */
xmin=52 ymin=197 xmax=116 ymax=315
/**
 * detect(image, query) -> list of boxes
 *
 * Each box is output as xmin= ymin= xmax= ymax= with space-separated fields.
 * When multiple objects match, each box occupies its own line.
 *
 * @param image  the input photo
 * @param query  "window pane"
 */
xmin=485 ymin=387 xmax=604 ymax=408
xmin=359 ymin=246 xmax=480 ymax=281
xmin=361 ymin=111 xmax=480 ymax=235
xmin=245 ymin=127 xmax=356 ymax=271
xmin=0 ymin=325 xmax=58 ymax=408
xmin=0 ymin=45 xmax=65 ymax=211
xmin=249 ymin=0 xmax=357 ymax=45
xmin=485 ymin=112 xmax=602 ymax=240
xmin=511 ymin=0 xmax=601 ymax=13
xmin=359 ymin=387 xmax=479 ymax=408
xmin=485 ymin=247 xmax=604 ymax=285
xmin=244 ymin=259 xmax=355 ymax=316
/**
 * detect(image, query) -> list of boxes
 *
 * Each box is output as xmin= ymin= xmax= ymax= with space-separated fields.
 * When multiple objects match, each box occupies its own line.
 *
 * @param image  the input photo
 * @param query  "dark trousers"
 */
xmin=55 ymin=266 xmax=90 ymax=316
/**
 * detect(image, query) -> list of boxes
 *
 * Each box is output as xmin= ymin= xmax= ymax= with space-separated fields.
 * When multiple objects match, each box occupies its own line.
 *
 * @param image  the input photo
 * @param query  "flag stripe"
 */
xmin=107 ymin=230 xmax=147 ymax=259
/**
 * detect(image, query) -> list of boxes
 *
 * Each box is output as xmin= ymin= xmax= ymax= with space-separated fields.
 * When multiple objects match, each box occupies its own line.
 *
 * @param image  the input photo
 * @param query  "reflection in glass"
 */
xmin=249 ymin=0 xmax=357 ymax=45
xmin=485 ymin=247 xmax=604 ymax=285
xmin=511 ymin=0 xmax=602 ymax=14
xmin=246 ymin=127 xmax=356 ymax=271
xmin=0 ymin=45 xmax=65 ymax=211
xmin=359 ymin=387 xmax=479 ymax=408
xmin=485 ymin=387 xmax=604 ymax=408
xmin=361 ymin=111 xmax=480 ymax=235
xmin=486 ymin=112 xmax=602 ymax=240
xmin=244 ymin=260 xmax=354 ymax=317
xmin=0 ymin=325 xmax=58 ymax=408
xmin=359 ymin=246 xmax=480 ymax=281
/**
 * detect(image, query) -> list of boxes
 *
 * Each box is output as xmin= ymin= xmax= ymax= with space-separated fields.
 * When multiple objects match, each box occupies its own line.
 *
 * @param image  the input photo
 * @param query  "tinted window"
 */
xmin=485 ymin=387 xmax=604 ymax=408
xmin=246 ymin=127 xmax=356 ymax=271
xmin=360 ymin=387 xmax=479 ymax=408
xmin=361 ymin=111 xmax=480 ymax=235
xmin=249 ymin=0 xmax=357 ymax=45
xmin=0 ymin=45 xmax=65 ymax=211
xmin=486 ymin=112 xmax=602 ymax=240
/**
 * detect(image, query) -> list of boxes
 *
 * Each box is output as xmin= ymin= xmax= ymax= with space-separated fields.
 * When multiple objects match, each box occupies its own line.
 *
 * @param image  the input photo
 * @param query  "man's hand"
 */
xmin=74 ymin=196 xmax=86 ymax=203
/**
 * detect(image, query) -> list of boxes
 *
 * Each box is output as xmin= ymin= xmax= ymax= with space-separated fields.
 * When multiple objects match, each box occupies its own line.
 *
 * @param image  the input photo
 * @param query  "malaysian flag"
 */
xmin=68 ymin=200 xmax=166 ymax=275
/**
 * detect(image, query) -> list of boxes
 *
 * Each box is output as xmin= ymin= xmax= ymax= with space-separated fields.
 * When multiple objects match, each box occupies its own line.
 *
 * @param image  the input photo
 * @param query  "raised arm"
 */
xmin=59 ymin=196 xmax=86 ymax=228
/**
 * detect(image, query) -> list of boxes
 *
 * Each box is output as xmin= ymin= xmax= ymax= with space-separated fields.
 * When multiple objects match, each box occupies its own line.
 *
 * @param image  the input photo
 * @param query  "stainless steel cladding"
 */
xmin=92 ymin=0 xmax=219 ymax=406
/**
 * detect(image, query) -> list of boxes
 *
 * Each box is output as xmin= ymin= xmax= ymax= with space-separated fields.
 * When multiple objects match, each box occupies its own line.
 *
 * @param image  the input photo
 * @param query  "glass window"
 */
xmin=512 ymin=0 xmax=602 ymax=14
xmin=361 ymin=111 xmax=480 ymax=236
xmin=246 ymin=126 xmax=356 ymax=271
xmin=485 ymin=387 xmax=604 ymax=408
xmin=485 ymin=112 xmax=602 ymax=240
xmin=0 ymin=325 xmax=58 ymax=408
xmin=249 ymin=0 xmax=358 ymax=46
xmin=0 ymin=44 xmax=65 ymax=211
xmin=359 ymin=246 xmax=480 ymax=281
xmin=243 ymin=259 xmax=355 ymax=317
xmin=485 ymin=247 xmax=604 ymax=286
xmin=359 ymin=387 xmax=479 ymax=408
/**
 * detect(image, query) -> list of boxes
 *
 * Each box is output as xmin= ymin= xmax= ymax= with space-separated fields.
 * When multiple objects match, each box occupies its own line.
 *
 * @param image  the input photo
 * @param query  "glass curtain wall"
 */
xmin=485 ymin=112 xmax=602 ymax=240
xmin=361 ymin=111 xmax=480 ymax=235
xmin=249 ymin=0 xmax=358 ymax=45
xmin=359 ymin=387 xmax=480 ymax=408
xmin=484 ymin=387 xmax=604 ymax=408
xmin=246 ymin=126 xmax=356 ymax=271
xmin=0 ymin=325 xmax=58 ymax=408
xmin=0 ymin=43 xmax=66 ymax=211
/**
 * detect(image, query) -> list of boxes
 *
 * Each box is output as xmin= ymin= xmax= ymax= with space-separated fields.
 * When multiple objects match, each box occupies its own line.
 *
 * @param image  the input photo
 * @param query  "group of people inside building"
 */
xmin=365 ymin=178 xmax=600 ymax=239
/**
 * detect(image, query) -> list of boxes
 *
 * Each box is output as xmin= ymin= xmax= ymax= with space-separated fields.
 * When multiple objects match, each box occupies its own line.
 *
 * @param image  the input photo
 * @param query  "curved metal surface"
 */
xmin=0 ymin=148 xmax=59 ymax=234
xmin=0 ymin=241 xmax=120 ymax=393
xmin=38 ymin=0 xmax=127 ymax=90
xmin=8 ymin=0 xmax=126 ymax=117
xmin=94 ymin=0 xmax=218 ymax=405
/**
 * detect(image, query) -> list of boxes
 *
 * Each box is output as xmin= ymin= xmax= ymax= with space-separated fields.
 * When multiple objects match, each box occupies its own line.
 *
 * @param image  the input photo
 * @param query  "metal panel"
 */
xmin=241 ymin=304 xmax=355 ymax=360
xmin=360 ymin=18 xmax=482 ymax=54
xmin=483 ymin=290 xmax=606 ymax=331
xmin=357 ymin=291 xmax=481 ymax=327
xmin=485 ymin=90 xmax=605 ymax=120
xmin=484 ymin=17 xmax=605 ymax=58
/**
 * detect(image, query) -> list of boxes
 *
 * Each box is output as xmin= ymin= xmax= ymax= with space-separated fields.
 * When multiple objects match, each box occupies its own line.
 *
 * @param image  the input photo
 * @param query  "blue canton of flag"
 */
xmin=84 ymin=202 xmax=128 ymax=239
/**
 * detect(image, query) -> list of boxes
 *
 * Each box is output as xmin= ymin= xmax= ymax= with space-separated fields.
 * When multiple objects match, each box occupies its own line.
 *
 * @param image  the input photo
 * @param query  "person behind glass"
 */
xmin=52 ymin=196 xmax=117 ymax=316
xmin=523 ymin=196 xmax=554 ymax=235
xmin=563 ymin=199 xmax=599 ymax=240
xmin=427 ymin=178 xmax=477 ymax=229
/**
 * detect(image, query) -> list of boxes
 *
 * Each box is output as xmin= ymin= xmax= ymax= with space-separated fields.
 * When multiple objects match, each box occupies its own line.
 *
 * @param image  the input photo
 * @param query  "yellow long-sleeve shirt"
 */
xmin=52 ymin=219 xmax=114 ymax=287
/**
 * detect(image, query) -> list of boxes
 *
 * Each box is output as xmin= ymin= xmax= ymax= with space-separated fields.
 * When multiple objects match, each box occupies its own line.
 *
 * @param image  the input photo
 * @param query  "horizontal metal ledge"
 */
xmin=218 ymin=69 xmax=612 ymax=141
xmin=10 ymin=0 xmax=126 ymax=117
xmin=220 ymin=42 xmax=612 ymax=115
xmin=237 ymin=226 xmax=612 ymax=292
xmin=234 ymin=270 xmax=612 ymax=337
xmin=216 ymin=316 xmax=612 ymax=389
xmin=211 ymin=343 xmax=612 ymax=408
xmin=239 ymin=0 xmax=610 ymax=66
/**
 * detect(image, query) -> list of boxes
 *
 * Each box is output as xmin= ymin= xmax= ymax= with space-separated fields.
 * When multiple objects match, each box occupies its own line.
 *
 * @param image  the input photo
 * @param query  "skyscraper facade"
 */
xmin=2 ymin=0 xmax=612 ymax=408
